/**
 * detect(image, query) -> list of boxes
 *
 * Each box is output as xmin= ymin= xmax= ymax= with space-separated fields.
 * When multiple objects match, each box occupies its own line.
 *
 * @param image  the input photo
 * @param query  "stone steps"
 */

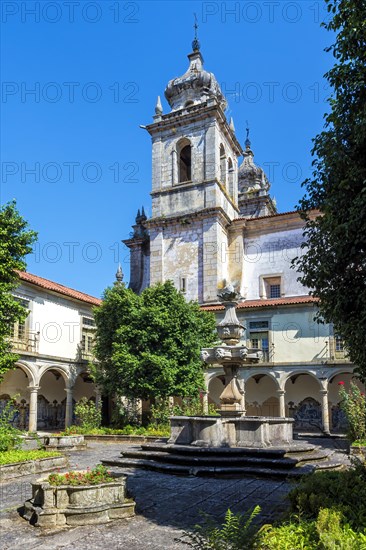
xmin=119 ymin=449 xmax=333 ymax=469
xmin=102 ymin=443 xmax=344 ymax=479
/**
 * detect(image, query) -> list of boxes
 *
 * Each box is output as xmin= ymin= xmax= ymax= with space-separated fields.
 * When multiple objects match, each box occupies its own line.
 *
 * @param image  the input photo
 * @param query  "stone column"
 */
xmin=28 ymin=385 xmax=39 ymax=432
xmin=277 ymin=389 xmax=286 ymax=418
xmin=202 ymin=390 xmax=209 ymax=415
xmin=95 ymin=387 xmax=102 ymax=410
xmin=320 ymin=388 xmax=330 ymax=435
xmin=64 ymin=387 xmax=74 ymax=428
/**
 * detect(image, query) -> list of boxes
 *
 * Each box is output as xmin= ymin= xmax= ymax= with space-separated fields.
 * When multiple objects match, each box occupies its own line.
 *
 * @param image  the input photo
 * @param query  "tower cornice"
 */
xmin=144 ymin=102 xmax=242 ymax=157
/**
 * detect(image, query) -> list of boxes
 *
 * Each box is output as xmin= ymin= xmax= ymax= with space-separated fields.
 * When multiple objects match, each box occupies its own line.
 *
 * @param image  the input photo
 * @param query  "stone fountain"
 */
xmin=168 ymin=284 xmax=294 ymax=448
xmin=103 ymin=285 xmax=343 ymax=477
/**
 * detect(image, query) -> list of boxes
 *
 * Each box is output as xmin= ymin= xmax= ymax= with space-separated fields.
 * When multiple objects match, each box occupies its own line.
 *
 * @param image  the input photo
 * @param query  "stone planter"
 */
xmin=350 ymin=445 xmax=366 ymax=462
xmin=0 ymin=455 xmax=68 ymax=481
xmin=23 ymin=472 xmax=135 ymax=527
xmin=44 ymin=434 xmax=86 ymax=451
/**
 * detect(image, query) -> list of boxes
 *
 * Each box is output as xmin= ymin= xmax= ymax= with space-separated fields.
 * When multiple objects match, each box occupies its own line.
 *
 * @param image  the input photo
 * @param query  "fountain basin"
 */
xmin=168 ymin=415 xmax=294 ymax=448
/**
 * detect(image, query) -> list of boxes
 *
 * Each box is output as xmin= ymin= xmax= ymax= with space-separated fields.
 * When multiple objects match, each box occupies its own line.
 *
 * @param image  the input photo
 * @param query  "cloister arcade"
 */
xmin=0 ymin=361 xmax=98 ymax=432
xmin=206 ymin=366 xmax=364 ymax=433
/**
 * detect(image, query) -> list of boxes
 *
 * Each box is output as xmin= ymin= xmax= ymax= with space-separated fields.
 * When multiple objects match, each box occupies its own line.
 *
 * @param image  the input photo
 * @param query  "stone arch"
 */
xmin=176 ymin=138 xmax=192 ymax=183
xmin=73 ymin=370 xmax=97 ymax=403
xmin=0 ymin=362 xmax=37 ymax=430
xmin=328 ymin=371 xmax=365 ymax=433
xmin=38 ymin=365 xmax=70 ymax=386
xmin=285 ymin=372 xmax=323 ymax=432
xmin=245 ymin=373 xmax=280 ymax=417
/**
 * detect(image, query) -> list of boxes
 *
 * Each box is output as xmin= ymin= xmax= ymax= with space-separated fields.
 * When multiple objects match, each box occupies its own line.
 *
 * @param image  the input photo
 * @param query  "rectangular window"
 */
xmin=82 ymin=317 xmax=95 ymax=327
xmin=335 ymin=335 xmax=344 ymax=352
xmin=249 ymin=321 xmax=269 ymax=330
xmin=269 ymin=284 xmax=281 ymax=298
xmin=250 ymin=331 xmax=270 ymax=361
xmin=180 ymin=277 xmax=187 ymax=294
xmin=261 ymin=276 xmax=282 ymax=299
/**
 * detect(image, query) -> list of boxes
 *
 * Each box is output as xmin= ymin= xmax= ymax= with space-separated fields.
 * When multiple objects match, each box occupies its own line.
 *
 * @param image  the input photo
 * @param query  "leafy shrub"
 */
xmin=48 ymin=464 xmax=113 ymax=486
xmin=288 ymin=464 xmax=366 ymax=530
xmin=0 ymin=450 xmax=61 ymax=465
xmin=179 ymin=506 xmax=261 ymax=549
xmin=74 ymin=397 xmax=101 ymax=431
xmin=338 ymin=381 xmax=366 ymax=444
xmin=256 ymin=519 xmax=318 ymax=549
xmin=0 ymin=397 xmax=22 ymax=451
xmin=150 ymin=396 xmax=218 ymax=429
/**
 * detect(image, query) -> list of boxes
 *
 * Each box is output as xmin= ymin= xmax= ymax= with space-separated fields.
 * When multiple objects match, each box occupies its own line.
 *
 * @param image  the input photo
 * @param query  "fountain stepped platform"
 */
xmin=103 ymin=442 xmax=344 ymax=479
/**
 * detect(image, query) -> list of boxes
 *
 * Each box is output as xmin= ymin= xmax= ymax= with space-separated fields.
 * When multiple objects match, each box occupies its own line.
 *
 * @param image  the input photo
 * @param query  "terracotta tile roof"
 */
xmin=17 ymin=271 xmax=102 ymax=306
xmin=201 ymin=295 xmax=318 ymax=311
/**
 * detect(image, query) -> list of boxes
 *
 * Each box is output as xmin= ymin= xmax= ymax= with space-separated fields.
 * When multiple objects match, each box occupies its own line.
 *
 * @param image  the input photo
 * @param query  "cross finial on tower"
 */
xmin=192 ymin=13 xmax=200 ymax=51
xmin=245 ymin=120 xmax=251 ymax=149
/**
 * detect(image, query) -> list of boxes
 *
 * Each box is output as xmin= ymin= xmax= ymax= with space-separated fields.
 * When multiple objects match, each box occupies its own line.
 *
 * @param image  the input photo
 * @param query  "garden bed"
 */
xmin=22 ymin=467 xmax=135 ymax=527
xmin=0 ymin=451 xmax=68 ymax=481
xmin=350 ymin=444 xmax=366 ymax=462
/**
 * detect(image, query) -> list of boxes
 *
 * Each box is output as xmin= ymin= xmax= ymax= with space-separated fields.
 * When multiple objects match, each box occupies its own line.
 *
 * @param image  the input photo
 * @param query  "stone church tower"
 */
xmin=124 ymin=36 xmax=276 ymax=303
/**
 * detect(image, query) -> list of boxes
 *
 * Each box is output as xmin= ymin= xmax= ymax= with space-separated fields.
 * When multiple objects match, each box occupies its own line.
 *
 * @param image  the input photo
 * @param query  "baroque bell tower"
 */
xmin=139 ymin=29 xmax=243 ymax=303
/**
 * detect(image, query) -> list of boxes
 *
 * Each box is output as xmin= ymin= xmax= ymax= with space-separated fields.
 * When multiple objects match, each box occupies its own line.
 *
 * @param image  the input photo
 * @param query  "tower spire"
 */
xmin=192 ymin=13 xmax=200 ymax=51
xmin=115 ymin=263 xmax=124 ymax=284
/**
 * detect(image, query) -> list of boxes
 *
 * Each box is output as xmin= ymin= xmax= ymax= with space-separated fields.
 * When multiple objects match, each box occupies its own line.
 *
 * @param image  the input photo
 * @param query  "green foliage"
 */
xmin=0 ymin=449 xmax=61 ymax=465
xmin=149 ymin=396 xmax=218 ymax=428
xmin=61 ymin=424 xmax=170 ymax=437
xmin=338 ymin=382 xmax=366 ymax=443
xmin=0 ymin=202 xmax=37 ymax=381
xmin=74 ymin=397 xmax=101 ymax=431
xmin=288 ymin=464 xmax=366 ymax=530
xmin=0 ymin=396 xmax=23 ymax=451
xmin=257 ymin=509 xmax=366 ymax=549
xmin=179 ymin=506 xmax=261 ymax=550
xmin=293 ymin=0 xmax=366 ymax=381
xmin=256 ymin=519 xmax=318 ymax=549
xmin=92 ymin=280 xmax=216 ymax=401
xmin=48 ymin=464 xmax=113 ymax=486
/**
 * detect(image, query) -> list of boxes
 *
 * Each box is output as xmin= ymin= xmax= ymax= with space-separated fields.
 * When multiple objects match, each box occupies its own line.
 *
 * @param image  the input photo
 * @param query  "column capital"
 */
xmin=276 ymin=389 xmax=286 ymax=396
xmin=28 ymin=385 xmax=40 ymax=392
xmin=65 ymin=387 xmax=74 ymax=394
xmin=320 ymin=389 xmax=328 ymax=396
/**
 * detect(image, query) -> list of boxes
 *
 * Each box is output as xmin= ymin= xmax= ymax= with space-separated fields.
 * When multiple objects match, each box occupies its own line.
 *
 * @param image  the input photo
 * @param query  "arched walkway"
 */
xmin=0 ymin=363 xmax=37 ymax=430
xmin=245 ymin=374 xmax=280 ymax=417
xmin=285 ymin=373 xmax=323 ymax=432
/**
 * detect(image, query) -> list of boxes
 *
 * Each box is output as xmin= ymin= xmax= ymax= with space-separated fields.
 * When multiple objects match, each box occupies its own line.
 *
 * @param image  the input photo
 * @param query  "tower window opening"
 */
xmin=179 ymin=145 xmax=192 ymax=182
xmin=220 ymin=144 xmax=227 ymax=186
xmin=180 ymin=277 xmax=187 ymax=293
xmin=228 ymin=157 xmax=234 ymax=198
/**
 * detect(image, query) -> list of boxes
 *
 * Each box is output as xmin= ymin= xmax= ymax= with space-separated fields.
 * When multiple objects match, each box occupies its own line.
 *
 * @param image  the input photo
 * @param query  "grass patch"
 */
xmin=0 ymin=449 xmax=61 ymax=465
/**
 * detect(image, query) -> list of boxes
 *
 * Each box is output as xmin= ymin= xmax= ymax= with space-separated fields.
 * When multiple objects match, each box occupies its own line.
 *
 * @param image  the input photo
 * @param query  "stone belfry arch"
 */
xmin=126 ymin=32 xmax=243 ymax=303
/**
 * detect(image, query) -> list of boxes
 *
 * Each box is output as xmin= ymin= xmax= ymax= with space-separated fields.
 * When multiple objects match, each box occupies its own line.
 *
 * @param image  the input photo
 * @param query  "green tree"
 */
xmin=92 ymin=280 xmax=216 ymax=403
xmin=0 ymin=202 xmax=37 ymax=381
xmin=294 ymin=0 xmax=366 ymax=380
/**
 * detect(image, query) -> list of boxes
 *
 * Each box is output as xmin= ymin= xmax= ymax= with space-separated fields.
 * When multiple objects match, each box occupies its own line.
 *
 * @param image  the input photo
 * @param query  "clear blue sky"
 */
xmin=1 ymin=0 xmax=333 ymax=298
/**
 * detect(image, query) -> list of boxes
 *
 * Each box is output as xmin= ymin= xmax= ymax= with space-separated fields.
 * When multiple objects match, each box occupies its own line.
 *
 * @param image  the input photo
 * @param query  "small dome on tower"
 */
xmin=238 ymin=135 xmax=270 ymax=196
xmin=164 ymin=49 xmax=227 ymax=112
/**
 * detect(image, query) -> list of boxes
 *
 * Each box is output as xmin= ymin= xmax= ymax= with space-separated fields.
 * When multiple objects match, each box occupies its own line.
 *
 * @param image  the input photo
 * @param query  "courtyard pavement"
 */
xmin=0 ymin=438 xmax=349 ymax=550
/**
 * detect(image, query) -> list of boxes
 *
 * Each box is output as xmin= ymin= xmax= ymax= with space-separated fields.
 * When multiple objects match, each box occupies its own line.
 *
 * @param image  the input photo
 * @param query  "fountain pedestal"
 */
xmin=172 ymin=284 xmax=294 ymax=448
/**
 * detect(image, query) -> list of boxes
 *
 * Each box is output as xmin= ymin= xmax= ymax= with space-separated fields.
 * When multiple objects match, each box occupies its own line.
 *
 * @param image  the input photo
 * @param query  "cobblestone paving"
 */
xmin=0 ymin=439 xmax=350 ymax=550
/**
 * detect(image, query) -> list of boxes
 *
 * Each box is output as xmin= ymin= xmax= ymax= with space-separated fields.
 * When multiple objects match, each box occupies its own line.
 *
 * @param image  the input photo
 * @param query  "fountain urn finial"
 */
xmin=217 ymin=284 xmax=244 ymax=346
